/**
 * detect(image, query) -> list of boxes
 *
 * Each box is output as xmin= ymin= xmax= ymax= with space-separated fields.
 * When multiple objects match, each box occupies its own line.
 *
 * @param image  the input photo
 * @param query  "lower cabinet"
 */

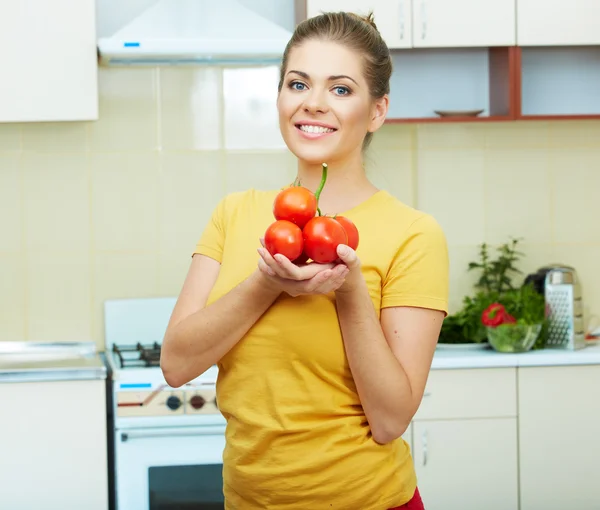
xmin=518 ymin=365 xmax=600 ymax=510
xmin=408 ymin=367 xmax=519 ymax=510
xmin=404 ymin=363 xmax=600 ymax=510
xmin=412 ymin=418 xmax=518 ymax=510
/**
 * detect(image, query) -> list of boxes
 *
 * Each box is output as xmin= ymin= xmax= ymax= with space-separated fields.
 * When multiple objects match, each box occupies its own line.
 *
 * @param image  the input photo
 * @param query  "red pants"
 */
xmin=389 ymin=487 xmax=425 ymax=510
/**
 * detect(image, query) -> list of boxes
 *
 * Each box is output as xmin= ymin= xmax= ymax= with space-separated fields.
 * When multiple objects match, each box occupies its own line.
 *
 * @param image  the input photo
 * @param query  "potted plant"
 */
xmin=439 ymin=238 xmax=547 ymax=352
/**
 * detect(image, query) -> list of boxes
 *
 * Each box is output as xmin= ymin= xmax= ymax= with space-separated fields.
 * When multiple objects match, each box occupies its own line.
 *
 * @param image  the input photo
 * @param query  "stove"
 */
xmin=103 ymin=297 xmax=226 ymax=510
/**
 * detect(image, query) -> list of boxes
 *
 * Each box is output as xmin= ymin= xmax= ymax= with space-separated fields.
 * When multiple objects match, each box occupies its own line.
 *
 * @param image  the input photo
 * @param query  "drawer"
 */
xmin=413 ymin=368 xmax=517 ymax=420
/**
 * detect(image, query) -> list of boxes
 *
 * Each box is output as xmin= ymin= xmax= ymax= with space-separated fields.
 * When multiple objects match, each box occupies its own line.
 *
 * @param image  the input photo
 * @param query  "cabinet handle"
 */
xmin=399 ymin=1 xmax=405 ymax=40
xmin=420 ymin=0 xmax=427 ymax=40
xmin=422 ymin=429 xmax=428 ymax=466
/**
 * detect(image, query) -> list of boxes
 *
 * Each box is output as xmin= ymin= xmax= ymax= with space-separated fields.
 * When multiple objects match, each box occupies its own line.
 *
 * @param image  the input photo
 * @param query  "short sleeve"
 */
xmin=193 ymin=197 xmax=228 ymax=263
xmin=381 ymin=214 xmax=449 ymax=314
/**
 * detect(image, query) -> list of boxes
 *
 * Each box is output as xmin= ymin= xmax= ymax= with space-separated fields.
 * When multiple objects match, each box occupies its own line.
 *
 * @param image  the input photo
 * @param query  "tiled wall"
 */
xmin=1 ymin=68 xmax=599 ymax=347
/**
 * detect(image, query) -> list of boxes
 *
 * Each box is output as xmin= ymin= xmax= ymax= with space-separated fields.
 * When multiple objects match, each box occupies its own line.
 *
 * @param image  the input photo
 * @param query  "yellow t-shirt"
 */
xmin=195 ymin=188 xmax=449 ymax=510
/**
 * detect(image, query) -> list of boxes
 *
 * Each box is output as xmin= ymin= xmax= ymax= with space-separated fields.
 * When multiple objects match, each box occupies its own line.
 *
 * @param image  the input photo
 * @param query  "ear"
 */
xmin=368 ymin=95 xmax=389 ymax=133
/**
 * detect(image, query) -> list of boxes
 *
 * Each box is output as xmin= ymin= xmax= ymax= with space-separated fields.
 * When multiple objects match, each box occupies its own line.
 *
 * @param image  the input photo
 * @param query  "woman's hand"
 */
xmin=334 ymin=244 xmax=365 ymax=295
xmin=257 ymin=246 xmax=349 ymax=298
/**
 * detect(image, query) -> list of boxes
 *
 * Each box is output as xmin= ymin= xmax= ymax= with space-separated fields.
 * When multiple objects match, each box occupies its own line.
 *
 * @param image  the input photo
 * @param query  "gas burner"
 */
xmin=112 ymin=342 xmax=162 ymax=369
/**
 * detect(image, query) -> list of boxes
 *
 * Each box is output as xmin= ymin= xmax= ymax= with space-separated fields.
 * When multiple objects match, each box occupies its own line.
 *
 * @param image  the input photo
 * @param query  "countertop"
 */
xmin=0 ymin=342 xmax=107 ymax=383
xmin=432 ymin=342 xmax=600 ymax=370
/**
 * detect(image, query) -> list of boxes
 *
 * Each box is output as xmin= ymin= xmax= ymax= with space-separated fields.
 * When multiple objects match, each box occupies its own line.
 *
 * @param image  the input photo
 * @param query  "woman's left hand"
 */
xmin=334 ymin=244 xmax=364 ymax=294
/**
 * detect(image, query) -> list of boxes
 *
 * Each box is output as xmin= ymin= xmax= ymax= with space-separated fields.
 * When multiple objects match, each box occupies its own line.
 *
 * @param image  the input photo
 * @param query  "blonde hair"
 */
xmin=278 ymin=11 xmax=392 ymax=150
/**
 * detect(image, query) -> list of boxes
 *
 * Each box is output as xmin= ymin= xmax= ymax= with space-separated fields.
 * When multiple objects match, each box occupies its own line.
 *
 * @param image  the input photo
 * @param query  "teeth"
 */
xmin=299 ymin=125 xmax=335 ymax=134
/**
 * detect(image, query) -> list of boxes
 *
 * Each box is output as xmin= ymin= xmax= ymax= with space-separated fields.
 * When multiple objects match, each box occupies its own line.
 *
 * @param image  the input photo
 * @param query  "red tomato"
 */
xmin=273 ymin=186 xmax=317 ymax=228
xmin=302 ymin=217 xmax=348 ymax=264
xmin=334 ymin=216 xmax=359 ymax=250
xmin=264 ymin=220 xmax=304 ymax=261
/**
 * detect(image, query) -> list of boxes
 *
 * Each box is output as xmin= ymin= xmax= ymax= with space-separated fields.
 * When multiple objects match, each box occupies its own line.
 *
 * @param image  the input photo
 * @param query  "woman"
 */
xmin=161 ymin=10 xmax=448 ymax=510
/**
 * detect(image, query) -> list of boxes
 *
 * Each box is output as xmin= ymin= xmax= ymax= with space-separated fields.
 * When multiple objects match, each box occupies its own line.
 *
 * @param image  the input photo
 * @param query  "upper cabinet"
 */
xmin=304 ymin=0 xmax=515 ymax=48
xmin=412 ymin=0 xmax=515 ymax=48
xmin=0 ymin=0 xmax=98 ymax=123
xmin=306 ymin=0 xmax=413 ymax=48
xmin=517 ymin=0 xmax=600 ymax=46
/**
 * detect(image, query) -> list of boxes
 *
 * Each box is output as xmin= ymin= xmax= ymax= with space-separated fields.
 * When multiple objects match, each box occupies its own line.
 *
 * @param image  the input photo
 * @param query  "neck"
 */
xmin=293 ymin=155 xmax=378 ymax=215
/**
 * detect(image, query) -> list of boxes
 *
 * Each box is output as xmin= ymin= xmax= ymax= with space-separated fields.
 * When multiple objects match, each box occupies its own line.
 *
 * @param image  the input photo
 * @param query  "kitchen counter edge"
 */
xmin=432 ymin=343 xmax=600 ymax=370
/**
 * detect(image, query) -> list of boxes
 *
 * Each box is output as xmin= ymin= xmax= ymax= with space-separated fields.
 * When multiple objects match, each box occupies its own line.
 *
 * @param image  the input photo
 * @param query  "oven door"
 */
xmin=115 ymin=424 xmax=226 ymax=510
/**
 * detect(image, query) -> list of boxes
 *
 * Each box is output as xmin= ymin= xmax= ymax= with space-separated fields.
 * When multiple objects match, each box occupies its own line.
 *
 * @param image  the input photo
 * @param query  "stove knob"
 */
xmin=166 ymin=395 xmax=182 ymax=411
xmin=189 ymin=395 xmax=206 ymax=410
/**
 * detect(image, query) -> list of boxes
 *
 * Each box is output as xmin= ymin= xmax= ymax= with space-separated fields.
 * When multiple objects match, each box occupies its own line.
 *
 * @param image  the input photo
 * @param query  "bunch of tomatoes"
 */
xmin=264 ymin=163 xmax=359 ymax=264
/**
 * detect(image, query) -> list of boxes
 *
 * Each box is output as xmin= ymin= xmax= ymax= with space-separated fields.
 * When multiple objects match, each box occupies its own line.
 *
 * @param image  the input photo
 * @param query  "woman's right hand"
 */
xmin=256 ymin=247 xmax=349 ymax=297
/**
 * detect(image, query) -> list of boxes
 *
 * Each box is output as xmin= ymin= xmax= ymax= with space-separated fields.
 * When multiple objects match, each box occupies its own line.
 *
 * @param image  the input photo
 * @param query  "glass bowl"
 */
xmin=486 ymin=323 xmax=543 ymax=353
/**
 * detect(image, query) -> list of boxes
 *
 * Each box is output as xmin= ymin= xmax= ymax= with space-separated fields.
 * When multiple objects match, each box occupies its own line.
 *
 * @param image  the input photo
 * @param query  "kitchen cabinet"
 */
xmin=304 ymin=0 xmax=514 ymax=49
xmin=0 ymin=379 xmax=108 ymax=510
xmin=412 ymin=419 xmax=518 ymax=510
xmin=517 ymin=365 xmax=600 ymax=510
xmin=412 ymin=0 xmax=515 ymax=48
xmin=411 ymin=368 xmax=519 ymax=510
xmin=305 ymin=0 xmax=412 ymax=48
xmin=517 ymin=0 xmax=600 ymax=46
xmin=0 ymin=0 xmax=98 ymax=123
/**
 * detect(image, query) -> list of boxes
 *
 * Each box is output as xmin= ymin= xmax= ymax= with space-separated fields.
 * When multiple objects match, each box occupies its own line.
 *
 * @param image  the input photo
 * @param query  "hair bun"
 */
xmin=361 ymin=11 xmax=378 ymax=31
xmin=346 ymin=11 xmax=378 ymax=31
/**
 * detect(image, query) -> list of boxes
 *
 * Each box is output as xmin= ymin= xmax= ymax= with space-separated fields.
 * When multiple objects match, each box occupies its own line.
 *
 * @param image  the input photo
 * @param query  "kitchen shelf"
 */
xmin=516 ymin=46 xmax=600 ymax=120
xmin=385 ymin=47 xmax=517 ymax=123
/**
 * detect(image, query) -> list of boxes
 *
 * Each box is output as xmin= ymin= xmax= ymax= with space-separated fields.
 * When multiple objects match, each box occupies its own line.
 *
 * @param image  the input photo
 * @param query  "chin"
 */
xmin=284 ymin=138 xmax=337 ymax=166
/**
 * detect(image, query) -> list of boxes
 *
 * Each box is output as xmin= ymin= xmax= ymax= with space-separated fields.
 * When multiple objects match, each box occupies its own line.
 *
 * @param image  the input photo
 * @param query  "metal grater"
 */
xmin=544 ymin=266 xmax=586 ymax=350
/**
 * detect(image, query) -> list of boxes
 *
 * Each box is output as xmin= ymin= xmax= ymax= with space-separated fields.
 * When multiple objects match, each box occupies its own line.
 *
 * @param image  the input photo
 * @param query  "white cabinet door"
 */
xmin=517 ymin=0 xmax=600 ymax=46
xmin=0 ymin=0 xmax=98 ymax=122
xmin=412 ymin=419 xmax=519 ymax=510
xmin=306 ymin=0 xmax=412 ymax=48
xmin=412 ymin=0 xmax=516 ymax=48
xmin=518 ymin=366 xmax=600 ymax=510
xmin=0 ymin=379 xmax=108 ymax=510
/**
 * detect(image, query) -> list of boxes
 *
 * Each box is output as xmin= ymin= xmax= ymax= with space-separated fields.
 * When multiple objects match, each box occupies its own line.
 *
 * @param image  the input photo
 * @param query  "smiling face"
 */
xmin=277 ymin=39 xmax=388 ymax=167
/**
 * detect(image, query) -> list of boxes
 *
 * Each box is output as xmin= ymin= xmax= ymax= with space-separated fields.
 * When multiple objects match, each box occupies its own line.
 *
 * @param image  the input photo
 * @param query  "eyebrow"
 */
xmin=286 ymin=70 xmax=359 ymax=86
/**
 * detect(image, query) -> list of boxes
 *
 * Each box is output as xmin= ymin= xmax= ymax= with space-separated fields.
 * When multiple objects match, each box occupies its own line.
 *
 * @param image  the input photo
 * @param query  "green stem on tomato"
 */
xmin=314 ymin=163 xmax=328 ymax=216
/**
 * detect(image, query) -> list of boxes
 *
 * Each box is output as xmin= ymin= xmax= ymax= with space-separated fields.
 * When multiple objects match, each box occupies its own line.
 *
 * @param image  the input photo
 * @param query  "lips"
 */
xmin=295 ymin=123 xmax=337 ymax=138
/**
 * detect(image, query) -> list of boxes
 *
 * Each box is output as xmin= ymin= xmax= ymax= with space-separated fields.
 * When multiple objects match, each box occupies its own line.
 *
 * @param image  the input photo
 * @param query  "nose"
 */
xmin=302 ymin=88 xmax=329 ymax=114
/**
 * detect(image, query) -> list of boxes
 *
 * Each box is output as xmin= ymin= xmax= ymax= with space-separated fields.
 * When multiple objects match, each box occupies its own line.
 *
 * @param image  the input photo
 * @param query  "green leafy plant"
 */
xmin=439 ymin=238 xmax=547 ymax=349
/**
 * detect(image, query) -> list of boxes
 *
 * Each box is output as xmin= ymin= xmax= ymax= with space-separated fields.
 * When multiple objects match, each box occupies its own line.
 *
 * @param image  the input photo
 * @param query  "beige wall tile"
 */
xmin=91 ymin=152 xmax=160 ymax=252
xmin=0 ymin=153 xmax=22 ymax=253
xmin=370 ymin=124 xmax=415 ymax=150
xmin=22 ymin=122 xmax=88 ymax=152
xmin=447 ymin=244 xmax=481 ymax=313
xmin=485 ymin=121 xmax=549 ymax=149
xmin=26 ymin=252 xmax=92 ymax=341
xmin=366 ymin=149 xmax=414 ymax=207
xmin=223 ymin=151 xmax=296 ymax=193
xmin=89 ymin=68 xmax=158 ymax=151
xmin=417 ymin=123 xmax=486 ymax=149
xmin=0 ymin=253 xmax=26 ymax=340
xmin=0 ymin=124 xmax=21 ymax=150
xmin=92 ymin=252 xmax=159 ymax=346
xmin=159 ymin=68 xmax=221 ymax=151
xmin=159 ymin=151 xmax=224 ymax=256
xmin=417 ymin=149 xmax=486 ymax=245
xmin=550 ymin=148 xmax=600 ymax=245
xmin=22 ymin=153 xmax=91 ymax=253
xmin=549 ymin=120 xmax=600 ymax=148
xmin=484 ymin=149 xmax=552 ymax=245
xmin=158 ymin=251 xmax=191 ymax=298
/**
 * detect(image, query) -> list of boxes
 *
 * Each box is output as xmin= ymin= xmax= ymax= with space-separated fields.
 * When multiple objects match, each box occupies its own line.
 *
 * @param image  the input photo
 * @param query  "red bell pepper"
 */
xmin=482 ymin=303 xmax=516 ymax=327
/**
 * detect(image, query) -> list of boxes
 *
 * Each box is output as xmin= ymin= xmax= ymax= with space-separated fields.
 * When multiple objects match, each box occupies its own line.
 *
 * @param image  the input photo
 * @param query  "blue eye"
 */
xmin=289 ymin=81 xmax=306 ymax=91
xmin=334 ymin=86 xmax=350 ymax=96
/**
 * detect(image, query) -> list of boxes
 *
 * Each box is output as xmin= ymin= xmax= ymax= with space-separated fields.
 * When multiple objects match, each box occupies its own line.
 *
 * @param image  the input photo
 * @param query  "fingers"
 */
xmin=305 ymin=264 xmax=349 ymax=294
xmin=336 ymin=245 xmax=361 ymax=270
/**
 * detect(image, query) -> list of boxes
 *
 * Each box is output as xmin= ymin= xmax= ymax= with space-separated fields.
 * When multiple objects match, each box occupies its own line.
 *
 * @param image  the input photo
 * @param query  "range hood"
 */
xmin=97 ymin=0 xmax=294 ymax=66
